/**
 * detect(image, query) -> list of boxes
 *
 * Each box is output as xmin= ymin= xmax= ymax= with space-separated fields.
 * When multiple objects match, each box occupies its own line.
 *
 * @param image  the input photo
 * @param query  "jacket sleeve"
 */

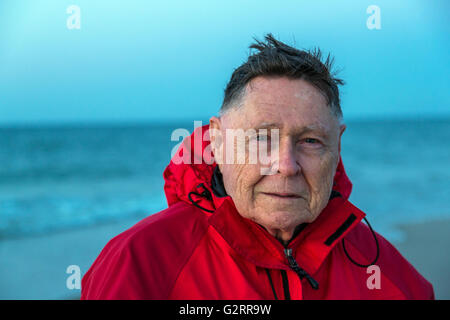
xmin=81 ymin=203 xmax=209 ymax=300
xmin=344 ymin=222 xmax=435 ymax=300
xmin=81 ymin=234 xmax=158 ymax=299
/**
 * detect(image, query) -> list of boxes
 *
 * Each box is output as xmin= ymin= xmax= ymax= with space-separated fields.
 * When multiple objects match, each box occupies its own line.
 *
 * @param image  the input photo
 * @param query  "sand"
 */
xmin=391 ymin=219 xmax=450 ymax=299
xmin=0 ymin=217 xmax=141 ymax=300
xmin=1 ymin=217 xmax=448 ymax=299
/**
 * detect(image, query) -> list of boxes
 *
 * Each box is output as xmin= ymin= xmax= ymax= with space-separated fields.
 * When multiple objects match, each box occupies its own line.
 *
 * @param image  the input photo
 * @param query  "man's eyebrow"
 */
xmin=299 ymin=124 xmax=329 ymax=134
xmin=253 ymin=122 xmax=328 ymax=135
xmin=253 ymin=122 xmax=282 ymax=129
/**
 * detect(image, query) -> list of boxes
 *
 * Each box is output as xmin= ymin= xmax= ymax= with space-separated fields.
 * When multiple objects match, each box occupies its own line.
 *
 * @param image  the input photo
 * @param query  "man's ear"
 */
xmin=209 ymin=116 xmax=223 ymax=163
xmin=338 ymin=123 xmax=346 ymax=154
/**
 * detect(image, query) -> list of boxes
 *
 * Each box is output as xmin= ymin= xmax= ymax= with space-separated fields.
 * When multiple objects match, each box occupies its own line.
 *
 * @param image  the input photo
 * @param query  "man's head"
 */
xmin=209 ymin=34 xmax=346 ymax=245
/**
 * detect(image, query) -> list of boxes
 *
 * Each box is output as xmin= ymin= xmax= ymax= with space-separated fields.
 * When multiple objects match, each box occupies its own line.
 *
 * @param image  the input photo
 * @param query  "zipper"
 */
xmin=284 ymin=248 xmax=319 ymax=290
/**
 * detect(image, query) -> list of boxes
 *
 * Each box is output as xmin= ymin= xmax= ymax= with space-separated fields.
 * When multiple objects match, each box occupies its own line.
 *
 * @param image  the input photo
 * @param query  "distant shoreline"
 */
xmin=1 ymin=115 xmax=450 ymax=129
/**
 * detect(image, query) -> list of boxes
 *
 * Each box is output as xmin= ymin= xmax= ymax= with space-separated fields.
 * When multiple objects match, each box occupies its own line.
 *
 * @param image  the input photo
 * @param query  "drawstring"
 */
xmin=187 ymin=183 xmax=215 ymax=213
xmin=343 ymin=216 xmax=380 ymax=267
xmin=330 ymin=190 xmax=381 ymax=268
xmin=265 ymin=269 xmax=278 ymax=300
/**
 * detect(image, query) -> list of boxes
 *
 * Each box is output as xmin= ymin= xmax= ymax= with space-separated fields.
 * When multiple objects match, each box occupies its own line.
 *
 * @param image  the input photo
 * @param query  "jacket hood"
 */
xmin=164 ymin=124 xmax=353 ymax=211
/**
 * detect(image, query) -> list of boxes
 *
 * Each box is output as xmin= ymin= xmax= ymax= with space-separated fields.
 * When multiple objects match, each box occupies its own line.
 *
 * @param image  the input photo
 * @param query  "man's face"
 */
xmin=209 ymin=76 xmax=345 ymax=244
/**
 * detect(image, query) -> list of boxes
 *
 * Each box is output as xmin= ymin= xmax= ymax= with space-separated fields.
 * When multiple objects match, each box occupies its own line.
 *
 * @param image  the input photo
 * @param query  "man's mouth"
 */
xmin=262 ymin=192 xmax=302 ymax=199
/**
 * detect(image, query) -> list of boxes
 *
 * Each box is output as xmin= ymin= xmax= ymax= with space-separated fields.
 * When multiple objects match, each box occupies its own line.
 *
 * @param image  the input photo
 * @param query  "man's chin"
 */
xmin=261 ymin=211 xmax=311 ymax=232
xmin=272 ymin=208 xmax=312 ymax=221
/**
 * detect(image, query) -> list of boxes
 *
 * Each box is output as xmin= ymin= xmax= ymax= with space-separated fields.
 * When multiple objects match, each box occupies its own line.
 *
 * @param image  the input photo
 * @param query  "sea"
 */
xmin=1 ymin=118 xmax=449 ymax=242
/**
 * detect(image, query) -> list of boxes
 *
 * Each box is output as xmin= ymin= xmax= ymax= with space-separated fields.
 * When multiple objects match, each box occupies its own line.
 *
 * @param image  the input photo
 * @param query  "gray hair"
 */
xmin=219 ymin=33 xmax=344 ymax=122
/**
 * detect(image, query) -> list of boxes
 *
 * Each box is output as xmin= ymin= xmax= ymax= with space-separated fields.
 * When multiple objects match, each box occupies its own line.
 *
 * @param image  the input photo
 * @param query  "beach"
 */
xmin=391 ymin=218 xmax=450 ymax=300
xmin=1 ymin=216 xmax=448 ymax=300
xmin=0 ymin=217 xmax=142 ymax=300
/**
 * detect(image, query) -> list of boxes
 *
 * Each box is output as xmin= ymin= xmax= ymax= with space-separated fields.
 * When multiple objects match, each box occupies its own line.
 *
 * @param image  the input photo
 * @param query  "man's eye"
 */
xmin=256 ymin=135 xmax=269 ymax=141
xmin=304 ymin=138 xmax=320 ymax=144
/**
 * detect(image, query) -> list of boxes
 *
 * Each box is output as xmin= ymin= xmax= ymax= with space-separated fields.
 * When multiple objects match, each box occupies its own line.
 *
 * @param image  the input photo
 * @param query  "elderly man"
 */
xmin=81 ymin=34 xmax=433 ymax=300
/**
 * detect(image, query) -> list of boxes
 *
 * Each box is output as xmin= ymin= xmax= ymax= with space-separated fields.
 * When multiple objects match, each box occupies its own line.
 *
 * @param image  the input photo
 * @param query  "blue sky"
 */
xmin=0 ymin=0 xmax=449 ymax=124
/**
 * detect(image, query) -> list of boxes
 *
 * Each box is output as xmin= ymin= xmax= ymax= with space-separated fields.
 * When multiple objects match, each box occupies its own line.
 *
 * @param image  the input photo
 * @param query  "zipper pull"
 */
xmin=284 ymin=248 xmax=319 ymax=290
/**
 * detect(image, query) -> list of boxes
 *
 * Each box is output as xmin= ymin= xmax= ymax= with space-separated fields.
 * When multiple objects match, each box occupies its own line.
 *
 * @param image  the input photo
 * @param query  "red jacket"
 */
xmin=81 ymin=124 xmax=434 ymax=300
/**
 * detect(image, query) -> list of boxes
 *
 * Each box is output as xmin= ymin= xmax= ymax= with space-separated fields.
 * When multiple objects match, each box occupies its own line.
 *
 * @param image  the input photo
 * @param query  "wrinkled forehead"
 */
xmin=222 ymin=77 xmax=338 ymax=135
xmin=245 ymin=76 xmax=328 ymax=108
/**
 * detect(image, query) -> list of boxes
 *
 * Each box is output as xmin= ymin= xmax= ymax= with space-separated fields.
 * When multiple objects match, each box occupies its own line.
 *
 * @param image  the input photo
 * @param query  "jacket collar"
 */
xmin=163 ymin=124 xmax=365 ymax=274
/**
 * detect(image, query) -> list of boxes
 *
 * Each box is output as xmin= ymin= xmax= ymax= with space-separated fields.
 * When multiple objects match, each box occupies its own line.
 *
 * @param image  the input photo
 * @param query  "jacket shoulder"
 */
xmin=344 ymin=221 xmax=434 ymax=299
xmin=81 ymin=201 xmax=209 ymax=299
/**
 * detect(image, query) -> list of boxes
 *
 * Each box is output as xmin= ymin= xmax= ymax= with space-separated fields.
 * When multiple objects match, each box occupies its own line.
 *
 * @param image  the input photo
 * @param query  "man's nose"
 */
xmin=275 ymin=140 xmax=300 ymax=176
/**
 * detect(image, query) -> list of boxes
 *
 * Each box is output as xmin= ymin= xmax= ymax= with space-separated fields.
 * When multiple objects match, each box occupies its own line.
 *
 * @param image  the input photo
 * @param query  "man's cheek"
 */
xmin=307 ymin=158 xmax=335 ymax=195
xmin=229 ymin=166 xmax=251 ymax=195
xmin=301 ymin=158 xmax=330 ymax=179
xmin=317 ymin=153 xmax=337 ymax=175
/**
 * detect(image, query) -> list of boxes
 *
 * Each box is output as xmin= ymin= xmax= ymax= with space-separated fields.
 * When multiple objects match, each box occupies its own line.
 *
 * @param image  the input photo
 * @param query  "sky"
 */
xmin=0 ymin=0 xmax=449 ymax=125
